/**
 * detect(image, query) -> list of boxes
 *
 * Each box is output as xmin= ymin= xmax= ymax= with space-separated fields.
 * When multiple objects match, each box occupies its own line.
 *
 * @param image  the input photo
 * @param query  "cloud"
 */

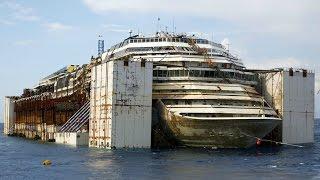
xmin=0 ymin=19 xmax=15 ymax=25
xmin=83 ymin=0 xmax=320 ymax=33
xmin=101 ymin=24 xmax=130 ymax=33
xmin=2 ymin=1 xmax=39 ymax=22
xmin=245 ymin=56 xmax=320 ymax=96
xmin=187 ymin=32 xmax=209 ymax=38
xmin=13 ymin=40 xmax=34 ymax=46
xmin=245 ymin=57 xmax=304 ymax=70
xmin=245 ymin=56 xmax=319 ymax=114
xmin=44 ymin=22 xmax=73 ymax=32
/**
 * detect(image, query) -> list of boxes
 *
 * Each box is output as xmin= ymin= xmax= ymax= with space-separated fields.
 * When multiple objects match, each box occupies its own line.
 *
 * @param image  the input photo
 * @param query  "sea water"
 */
xmin=1 ymin=119 xmax=320 ymax=180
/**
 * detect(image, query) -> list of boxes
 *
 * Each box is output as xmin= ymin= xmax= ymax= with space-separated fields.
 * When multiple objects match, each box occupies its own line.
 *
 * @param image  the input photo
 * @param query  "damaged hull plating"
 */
xmin=155 ymin=100 xmax=281 ymax=148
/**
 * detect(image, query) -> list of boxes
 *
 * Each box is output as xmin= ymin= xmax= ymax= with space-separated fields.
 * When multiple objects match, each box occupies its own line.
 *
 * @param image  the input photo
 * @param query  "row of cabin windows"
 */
xmin=108 ymin=38 xmax=224 ymax=52
xmin=153 ymin=69 xmax=255 ymax=81
xmin=180 ymin=113 xmax=263 ymax=118
xmin=164 ymin=99 xmax=262 ymax=106
xmin=128 ymin=38 xmax=220 ymax=45
xmin=125 ymin=46 xmax=194 ymax=52
xmin=124 ymin=47 xmax=228 ymax=57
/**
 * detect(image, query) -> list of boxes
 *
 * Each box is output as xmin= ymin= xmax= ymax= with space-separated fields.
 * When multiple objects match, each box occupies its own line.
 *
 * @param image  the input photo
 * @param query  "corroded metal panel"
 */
xmin=90 ymin=59 xmax=152 ymax=149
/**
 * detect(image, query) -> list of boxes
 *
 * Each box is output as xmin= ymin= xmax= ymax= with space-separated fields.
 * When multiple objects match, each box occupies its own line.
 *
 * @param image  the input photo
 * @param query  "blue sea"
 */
xmin=1 ymin=119 xmax=320 ymax=180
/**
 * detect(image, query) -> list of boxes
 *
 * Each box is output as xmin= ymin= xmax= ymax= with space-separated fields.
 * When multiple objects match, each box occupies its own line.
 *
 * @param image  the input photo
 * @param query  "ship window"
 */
xmin=168 ymin=70 xmax=173 ymax=77
xmin=246 ymin=75 xmax=250 ymax=80
xmin=180 ymin=70 xmax=185 ymax=76
xmin=189 ymin=70 xmax=194 ymax=77
xmin=174 ymin=70 xmax=179 ymax=77
xmin=172 ymin=70 xmax=176 ymax=76
xmin=204 ymin=71 xmax=210 ymax=77
xmin=141 ymin=59 xmax=146 ymax=67
xmin=230 ymin=72 xmax=235 ymax=78
xmin=151 ymin=39 xmax=154 ymax=42
xmin=133 ymin=39 xmax=137 ymax=43
xmin=159 ymin=38 xmax=162 ymax=42
xmin=215 ymin=71 xmax=220 ymax=78
xmin=199 ymin=71 xmax=204 ymax=77
xmin=174 ymin=100 xmax=179 ymax=105
xmin=225 ymin=72 xmax=230 ymax=78
xmin=289 ymin=68 xmax=293 ymax=76
xmin=159 ymin=70 xmax=167 ymax=77
xmin=236 ymin=73 xmax=240 ymax=79
xmin=124 ymin=60 xmax=129 ymax=66
xmin=155 ymin=38 xmax=159 ymax=42
xmin=163 ymin=70 xmax=168 ymax=77
xmin=303 ymin=70 xmax=307 ymax=77
xmin=194 ymin=70 xmax=200 ymax=77
xmin=158 ymin=70 xmax=163 ymax=77
xmin=153 ymin=70 xmax=158 ymax=77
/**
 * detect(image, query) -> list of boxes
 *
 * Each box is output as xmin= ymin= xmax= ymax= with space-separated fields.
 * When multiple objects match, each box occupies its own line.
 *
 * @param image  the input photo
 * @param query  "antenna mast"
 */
xmin=172 ymin=17 xmax=175 ymax=34
xmin=98 ymin=35 xmax=104 ymax=56
xmin=226 ymin=43 xmax=230 ymax=52
xmin=157 ymin=17 xmax=160 ymax=33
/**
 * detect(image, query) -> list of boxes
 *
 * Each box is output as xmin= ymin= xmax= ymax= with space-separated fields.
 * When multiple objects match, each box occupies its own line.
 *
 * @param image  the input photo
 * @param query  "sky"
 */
xmin=0 ymin=0 xmax=319 ymax=122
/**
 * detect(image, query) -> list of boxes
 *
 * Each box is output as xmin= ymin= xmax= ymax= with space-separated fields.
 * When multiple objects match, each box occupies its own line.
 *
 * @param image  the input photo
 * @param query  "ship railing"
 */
xmin=59 ymin=101 xmax=90 ymax=132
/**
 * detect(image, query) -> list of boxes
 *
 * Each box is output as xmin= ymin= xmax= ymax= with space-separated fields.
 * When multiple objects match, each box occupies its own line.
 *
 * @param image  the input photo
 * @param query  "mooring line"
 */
xmin=240 ymin=132 xmax=304 ymax=148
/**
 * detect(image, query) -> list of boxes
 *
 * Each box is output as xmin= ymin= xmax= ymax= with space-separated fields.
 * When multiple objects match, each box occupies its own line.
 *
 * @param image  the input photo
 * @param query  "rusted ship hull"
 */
xmin=154 ymin=100 xmax=281 ymax=148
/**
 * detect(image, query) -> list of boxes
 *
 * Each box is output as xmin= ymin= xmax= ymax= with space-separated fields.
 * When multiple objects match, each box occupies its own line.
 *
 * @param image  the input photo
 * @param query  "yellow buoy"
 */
xmin=42 ymin=160 xmax=52 ymax=166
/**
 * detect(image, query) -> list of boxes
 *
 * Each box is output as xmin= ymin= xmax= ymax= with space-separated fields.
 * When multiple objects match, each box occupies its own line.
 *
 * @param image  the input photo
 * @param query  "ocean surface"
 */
xmin=1 ymin=119 xmax=320 ymax=180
